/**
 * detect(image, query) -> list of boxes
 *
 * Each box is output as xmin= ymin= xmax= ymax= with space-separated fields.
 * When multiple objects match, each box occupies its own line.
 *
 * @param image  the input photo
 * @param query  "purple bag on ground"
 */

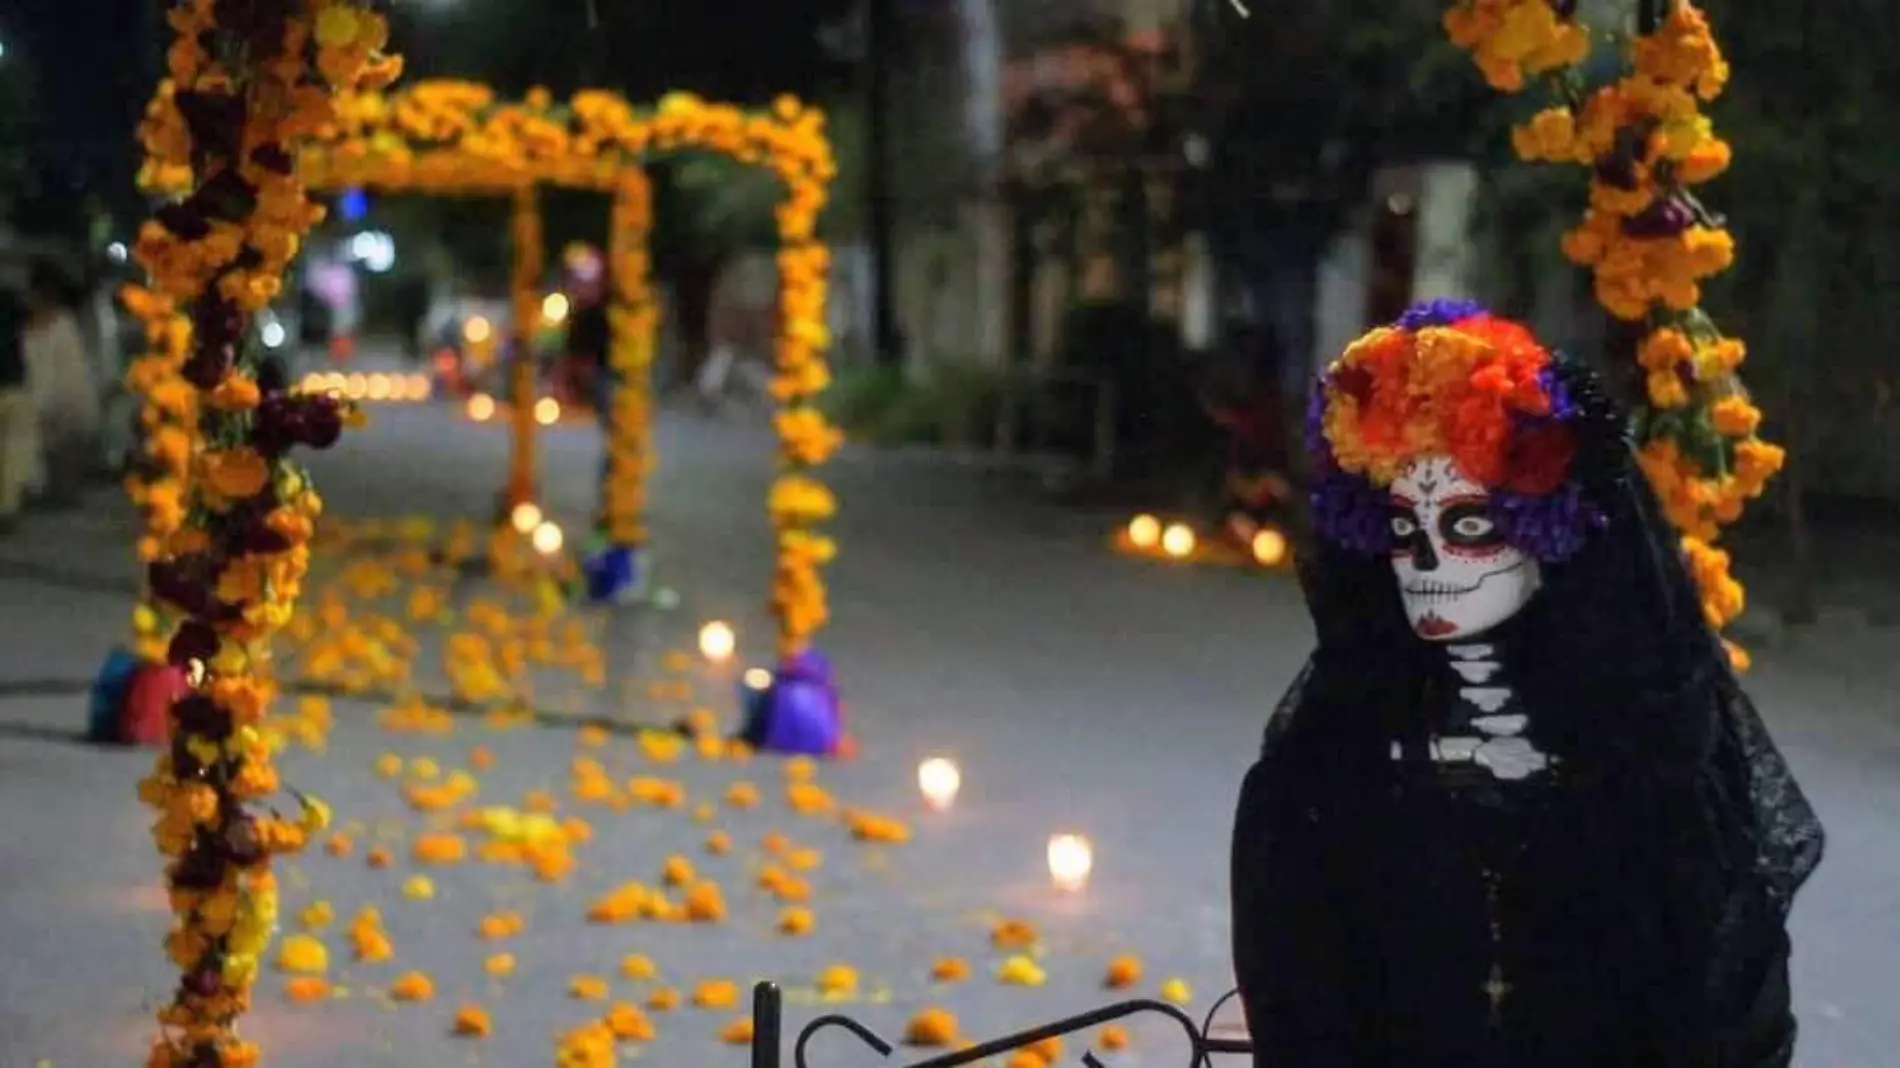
xmin=741 ymin=649 xmax=844 ymax=756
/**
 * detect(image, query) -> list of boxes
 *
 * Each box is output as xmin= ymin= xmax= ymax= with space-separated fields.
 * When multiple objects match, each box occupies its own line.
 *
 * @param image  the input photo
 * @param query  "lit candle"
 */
xmin=698 ymin=621 xmax=736 ymax=664
xmin=467 ymin=393 xmax=496 ymax=421
xmin=1251 ymin=526 xmax=1288 ymax=567
xmin=534 ymin=397 xmax=562 ymax=425
xmin=531 ymin=521 xmax=564 ymax=555
xmin=1127 ymin=514 xmax=1161 ymax=549
xmin=1047 ymin=833 xmax=1093 ymax=892
xmin=510 ymin=502 xmax=544 ymax=534
xmin=742 ymin=667 xmax=773 ymax=690
xmin=917 ymin=757 xmax=961 ymax=811
xmin=1160 ymin=523 xmax=1195 ymax=559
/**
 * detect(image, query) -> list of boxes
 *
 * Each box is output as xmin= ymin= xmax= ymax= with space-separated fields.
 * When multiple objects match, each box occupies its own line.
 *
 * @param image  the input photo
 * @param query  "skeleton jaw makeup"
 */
xmin=1389 ymin=454 xmax=1542 ymax=642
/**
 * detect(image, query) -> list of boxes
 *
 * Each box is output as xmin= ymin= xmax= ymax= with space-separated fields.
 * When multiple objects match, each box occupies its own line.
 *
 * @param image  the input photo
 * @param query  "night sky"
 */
xmin=4 ymin=1 xmax=158 ymax=193
xmin=1 ymin=0 xmax=857 ymax=217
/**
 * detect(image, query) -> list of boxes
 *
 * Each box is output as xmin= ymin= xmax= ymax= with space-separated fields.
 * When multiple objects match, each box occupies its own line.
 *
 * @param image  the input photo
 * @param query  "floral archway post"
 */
xmin=128 ymin=2 xmax=400 ymax=1066
xmin=1444 ymin=0 xmax=1781 ymax=668
xmin=303 ymin=83 xmax=846 ymax=746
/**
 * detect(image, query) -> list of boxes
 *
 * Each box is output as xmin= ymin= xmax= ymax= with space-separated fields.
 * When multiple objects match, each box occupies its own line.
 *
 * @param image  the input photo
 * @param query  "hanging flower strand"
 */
xmin=119 ymin=281 xmax=198 ymax=660
xmin=1444 ymin=0 xmax=1778 ymax=668
xmin=134 ymin=5 xmax=399 ymax=1068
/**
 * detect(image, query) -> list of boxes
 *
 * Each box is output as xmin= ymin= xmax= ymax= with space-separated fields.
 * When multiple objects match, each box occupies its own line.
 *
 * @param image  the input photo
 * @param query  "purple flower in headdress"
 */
xmin=1488 ymin=483 xmax=1606 ymax=562
xmin=1532 ymin=365 xmax=1579 ymax=423
xmin=1309 ymin=466 xmax=1394 ymax=555
xmin=1302 ymin=378 xmax=1329 ymax=459
xmin=1394 ymin=298 xmax=1489 ymax=331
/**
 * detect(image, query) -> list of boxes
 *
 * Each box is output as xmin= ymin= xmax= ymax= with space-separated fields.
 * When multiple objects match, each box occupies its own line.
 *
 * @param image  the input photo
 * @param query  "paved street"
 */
xmin=0 ymin=386 xmax=1895 ymax=1068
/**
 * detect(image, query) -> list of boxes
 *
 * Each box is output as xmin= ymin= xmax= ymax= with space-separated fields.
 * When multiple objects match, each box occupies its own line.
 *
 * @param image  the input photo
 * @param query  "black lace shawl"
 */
xmin=1231 ymin=360 xmax=1824 ymax=1066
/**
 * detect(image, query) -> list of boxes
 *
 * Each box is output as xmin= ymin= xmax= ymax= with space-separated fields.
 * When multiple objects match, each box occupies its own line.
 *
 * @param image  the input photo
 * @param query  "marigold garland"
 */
xmin=300 ymin=82 xmax=842 ymax=653
xmin=506 ymin=183 xmax=545 ymax=508
xmin=1445 ymin=0 xmax=1778 ymax=667
xmin=119 ymin=282 xmax=199 ymax=660
xmin=133 ymin=4 xmax=399 ymax=1068
xmin=602 ymin=173 xmax=658 ymax=546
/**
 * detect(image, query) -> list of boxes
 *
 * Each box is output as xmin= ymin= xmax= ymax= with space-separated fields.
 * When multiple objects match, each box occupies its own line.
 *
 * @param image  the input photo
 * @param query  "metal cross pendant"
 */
xmin=1483 ymin=962 xmax=1512 ymax=1023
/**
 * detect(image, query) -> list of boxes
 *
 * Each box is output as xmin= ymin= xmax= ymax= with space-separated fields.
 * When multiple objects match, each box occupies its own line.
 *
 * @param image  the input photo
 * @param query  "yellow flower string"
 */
xmin=133 ymin=4 xmax=398 ymax=1067
xmin=299 ymin=83 xmax=842 ymax=653
xmin=1445 ymin=0 xmax=1778 ymax=668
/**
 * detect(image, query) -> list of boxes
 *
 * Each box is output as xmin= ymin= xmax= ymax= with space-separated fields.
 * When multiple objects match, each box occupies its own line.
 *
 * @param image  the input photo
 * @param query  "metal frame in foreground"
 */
xmin=746 ymin=980 xmax=1255 ymax=1068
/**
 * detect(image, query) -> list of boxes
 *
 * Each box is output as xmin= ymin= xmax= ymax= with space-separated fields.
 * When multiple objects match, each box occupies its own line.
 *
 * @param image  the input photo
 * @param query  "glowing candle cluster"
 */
xmin=299 ymin=370 xmax=432 ymax=402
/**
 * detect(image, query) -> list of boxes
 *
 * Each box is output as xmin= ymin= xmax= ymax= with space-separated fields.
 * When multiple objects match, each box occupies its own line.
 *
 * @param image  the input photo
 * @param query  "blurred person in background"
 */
xmin=0 ymin=275 xmax=30 ymax=532
xmin=396 ymin=273 xmax=430 ymax=365
xmin=567 ymin=286 xmax=611 ymax=414
xmin=22 ymin=257 xmax=100 ymax=508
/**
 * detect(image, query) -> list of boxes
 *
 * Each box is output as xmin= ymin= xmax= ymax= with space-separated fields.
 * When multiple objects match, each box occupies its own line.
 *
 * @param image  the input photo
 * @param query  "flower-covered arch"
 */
xmin=1444 ymin=0 xmax=1778 ymax=667
xmin=300 ymin=80 xmax=843 ymax=661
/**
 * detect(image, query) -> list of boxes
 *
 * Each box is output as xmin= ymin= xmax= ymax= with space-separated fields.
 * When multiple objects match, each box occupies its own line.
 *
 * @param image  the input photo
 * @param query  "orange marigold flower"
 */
xmin=200 ymin=447 xmax=272 ymax=501
xmin=1104 ymin=955 xmax=1142 ymax=989
xmin=452 ymin=1004 xmax=493 ymax=1037
xmin=719 ymin=1016 xmax=756 ymax=1044
xmin=904 ymin=1008 xmax=958 ymax=1047
xmin=284 ymin=976 xmax=331 ymax=1004
xmin=1710 ymin=397 xmax=1762 ymax=437
xmin=207 ymin=374 xmax=262 ymax=412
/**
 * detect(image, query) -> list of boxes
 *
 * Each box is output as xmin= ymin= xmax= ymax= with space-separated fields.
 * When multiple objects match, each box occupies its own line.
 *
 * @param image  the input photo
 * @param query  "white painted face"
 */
xmin=1388 ymin=454 xmax=1541 ymax=641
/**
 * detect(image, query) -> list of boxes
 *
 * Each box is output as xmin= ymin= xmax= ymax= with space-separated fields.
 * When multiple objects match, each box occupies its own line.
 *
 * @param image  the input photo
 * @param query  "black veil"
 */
xmin=1261 ymin=355 xmax=1823 ymax=910
xmin=1238 ymin=356 xmax=1823 ymax=1059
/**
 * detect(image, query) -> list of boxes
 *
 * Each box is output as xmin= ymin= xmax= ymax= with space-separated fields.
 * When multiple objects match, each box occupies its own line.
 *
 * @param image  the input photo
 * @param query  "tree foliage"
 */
xmin=361 ymin=0 xmax=863 ymax=290
xmin=0 ymin=46 xmax=38 ymax=224
xmin=1189 ymin=0 xmax=1504 ymax=238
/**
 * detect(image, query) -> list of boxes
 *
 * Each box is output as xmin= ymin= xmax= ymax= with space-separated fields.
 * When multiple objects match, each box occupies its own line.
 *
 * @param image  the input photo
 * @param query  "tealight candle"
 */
xmin=531 ymin=521 xmax=563 ymax=555
xmin=917 ymin=757 xmax=961 ymax=811
xmin=1047 ymin=833 xmax=1093 ymax=892
xmin=1251 ymin=526 xmax=1289 ymax=567
xmin=510 ymin=502 xmax=544 ymax=534
xmin=1161 ymin=523 xmax=1195 ymax=559
xmin=1127 ymin=514 xmax=1161 ymax=549
xmin=698 ymin=621 xmax=736 ymax=663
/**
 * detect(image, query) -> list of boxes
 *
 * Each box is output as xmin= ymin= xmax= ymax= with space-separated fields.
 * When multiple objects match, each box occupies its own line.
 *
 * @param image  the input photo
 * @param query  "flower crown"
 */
xmin=1307 ymin=298 xmax=1605 ymax=561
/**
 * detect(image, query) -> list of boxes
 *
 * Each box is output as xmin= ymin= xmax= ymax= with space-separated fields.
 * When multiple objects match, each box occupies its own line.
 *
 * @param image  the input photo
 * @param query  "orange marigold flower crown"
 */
xmin=1306 ymin=299 xmax=1602 ymax=561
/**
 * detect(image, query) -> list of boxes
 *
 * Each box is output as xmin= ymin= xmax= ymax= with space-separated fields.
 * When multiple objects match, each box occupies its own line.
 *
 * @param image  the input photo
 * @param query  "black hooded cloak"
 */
xmin=1230 ymin=359 xmax=1824 ymax=1068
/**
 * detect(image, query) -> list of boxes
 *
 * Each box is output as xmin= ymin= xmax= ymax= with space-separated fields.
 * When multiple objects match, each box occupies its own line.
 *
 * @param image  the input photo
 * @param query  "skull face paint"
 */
xmin=1389 ymin=454 xmax=1542 ymax=641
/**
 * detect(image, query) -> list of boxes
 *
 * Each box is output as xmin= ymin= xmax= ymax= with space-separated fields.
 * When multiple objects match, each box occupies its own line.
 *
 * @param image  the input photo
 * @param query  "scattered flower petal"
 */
xmin=1104 ymin=955 xmax=1142 ymax=989
xmin=452 ymin=1004 xmax=493 ymax=1037
xmin=719 ymin=1016 xmax=755 ymax=1044
xmin=620 ymin=954 xmax=657 ymax=980
xmin=605 ymin=1002 xmax=655 ymax=1041
xmin=904 ymin=1008 xmax=957 ymax=1047
xmin=277 ymin=934 xmax=329 ymax=975
xmin=285 ymin=976 xmax=332 ymax=1004
xmin=390 ymin=971 xmax=435 ymax=1002
xmin=570 ymin=973 xmax=610 ymax=1000
xmin=997 ymin=955 xmax=1047 ymax=987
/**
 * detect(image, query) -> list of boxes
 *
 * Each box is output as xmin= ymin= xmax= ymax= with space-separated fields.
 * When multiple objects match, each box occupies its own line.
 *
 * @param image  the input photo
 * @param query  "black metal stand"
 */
xmin=746 ymin=981 xmax=1254 ymax=1068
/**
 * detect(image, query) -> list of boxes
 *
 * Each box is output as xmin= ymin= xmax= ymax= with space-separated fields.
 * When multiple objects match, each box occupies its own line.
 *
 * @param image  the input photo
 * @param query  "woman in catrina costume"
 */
xmin=1231 ymin=299 xmax=1824 ymax=1068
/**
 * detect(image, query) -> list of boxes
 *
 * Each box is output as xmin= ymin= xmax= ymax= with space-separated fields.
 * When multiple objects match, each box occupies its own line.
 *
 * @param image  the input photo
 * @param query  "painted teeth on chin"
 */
xmin=1405 ymin=583 xmax=1477 ymax=598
